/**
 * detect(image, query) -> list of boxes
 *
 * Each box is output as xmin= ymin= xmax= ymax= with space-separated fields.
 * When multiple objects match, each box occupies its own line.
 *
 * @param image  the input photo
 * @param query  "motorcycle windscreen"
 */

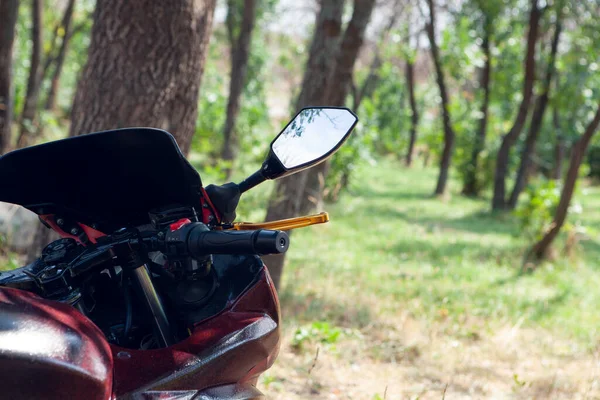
xmin=0 ymin=128 xmax=202 ymax=231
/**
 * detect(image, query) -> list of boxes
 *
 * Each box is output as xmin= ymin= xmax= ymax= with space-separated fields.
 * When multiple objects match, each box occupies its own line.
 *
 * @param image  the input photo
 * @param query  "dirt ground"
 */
xmin=262 ymin=312 xmax=600 ymax=400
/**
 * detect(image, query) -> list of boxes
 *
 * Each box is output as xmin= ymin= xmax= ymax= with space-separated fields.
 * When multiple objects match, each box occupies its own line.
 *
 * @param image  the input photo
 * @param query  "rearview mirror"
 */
xmin=270 ymin=107 xmax=358 ymax=171
xmin=238 ymin=107 xmax=358 ymax=193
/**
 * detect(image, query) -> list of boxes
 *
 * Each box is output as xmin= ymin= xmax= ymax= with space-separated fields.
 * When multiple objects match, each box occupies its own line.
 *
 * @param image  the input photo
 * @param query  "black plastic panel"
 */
xmin=0 ymin=128 xmax=202 ymax=231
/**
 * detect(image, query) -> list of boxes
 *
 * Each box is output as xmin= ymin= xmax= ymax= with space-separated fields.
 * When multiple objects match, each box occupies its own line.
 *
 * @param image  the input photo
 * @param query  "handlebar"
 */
xmin=164 ymin=222 xmax=289 ymax=258
xmin=188 ymin=227 xmax=289 ymax=256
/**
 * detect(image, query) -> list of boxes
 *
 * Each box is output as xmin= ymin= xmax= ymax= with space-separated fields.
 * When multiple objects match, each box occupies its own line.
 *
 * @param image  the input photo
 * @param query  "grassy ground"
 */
xmin=261 ymin=159 xmax=600 ymax=399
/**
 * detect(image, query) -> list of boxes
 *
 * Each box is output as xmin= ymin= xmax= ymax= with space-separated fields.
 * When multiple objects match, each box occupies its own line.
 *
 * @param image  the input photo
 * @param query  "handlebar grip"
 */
xmin=187 ymin=227 xmax=289 ymax=257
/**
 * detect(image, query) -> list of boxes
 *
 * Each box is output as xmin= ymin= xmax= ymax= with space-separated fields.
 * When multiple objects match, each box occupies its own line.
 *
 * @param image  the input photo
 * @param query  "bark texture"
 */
xmin=45 ymin=0 xmax=76 ymax=111
xmin=462 ymin=29 xmax=491 ymax=196
xmin=531 ymin=103 xmax=600 ymax=260
xmin=302 ymin=0 xmax=376 ymax=213
xmin=262 ymin=0 xmax=344 ymax=290
xmin=0 ymin=0 xmax=19 ymax=154
xmin=426 ymin=0 xmax=456 ymax=196
xmin=28 ymin=0 xmax=216 ymax=262
xmin=492 ymin=0 xmax=541 ymax=210
xmin=508 ymin=18 xmax=562 ymax=209
xmin=68 ymin=0 xmax=217 ymax=155
xmin=17 ymin=0 xmax=43 ymax=148
xmin=221 ymin=0 xmax=258 ymax=177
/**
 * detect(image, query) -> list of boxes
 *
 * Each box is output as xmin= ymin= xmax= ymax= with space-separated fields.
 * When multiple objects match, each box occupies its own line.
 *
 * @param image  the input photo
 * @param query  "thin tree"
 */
xmin=552 ymin=106 xmax=564 ymax=180
xmin=405 ymin=35 xmax=420 ymax=167
xmin=491 ymin=0 xmax=542 ymax=210
xmin=221 ymin=0 xmax=258 ymax=178
xmin=351 ymin=1 xmax=401 ymax=110
xmin=45 ymin=0 xmax=76 ymax=111
xmin=508 ymin=14 xmax=562 ymax=209
xmin=425 ymin=0 xmax=456 ymax=196
xmin=262 ymin=0 xmax=345 ymax=290
xmin=0 ymin=0 xmax=19 ymax=154
xmin=16 ymin=0 xmax=43 ymax=148
xmin=462 ymin=17 xmax=492 ymax=196
xmin=531 ymin=102 xmax=600 ymax=260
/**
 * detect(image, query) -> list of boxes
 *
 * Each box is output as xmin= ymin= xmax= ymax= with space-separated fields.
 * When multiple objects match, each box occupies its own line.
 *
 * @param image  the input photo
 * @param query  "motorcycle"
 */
xmin=0 ymin=106 xmax=357 ymax=399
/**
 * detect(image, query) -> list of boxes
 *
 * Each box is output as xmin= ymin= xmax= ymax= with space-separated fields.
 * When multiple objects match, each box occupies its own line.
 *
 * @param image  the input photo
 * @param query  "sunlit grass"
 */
xmin=280 ymin=158 xmax=600 ymax=346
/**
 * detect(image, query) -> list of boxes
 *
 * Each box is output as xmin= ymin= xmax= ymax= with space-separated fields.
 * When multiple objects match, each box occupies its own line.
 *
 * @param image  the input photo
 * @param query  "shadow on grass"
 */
xmin=350 ymin=185 xmax=433 ymax=202
xmin=376 ymin=206 xmax=521 ymax=237
xmin=526 ymin=289 xmax=572 ymax=322
xmin=278 ymin=284 xmax=373 ymax=329
xmin=369 ymin=233 xmax=521 ymax=268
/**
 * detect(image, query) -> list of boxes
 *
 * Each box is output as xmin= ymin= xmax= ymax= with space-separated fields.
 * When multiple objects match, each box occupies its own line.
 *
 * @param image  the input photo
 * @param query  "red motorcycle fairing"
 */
xmin=0 ymin=266 xmax=279 ymax=400
xmin=0 ymin=286 xmax=113 ymax=400
xmin=115 ymin=267 xmax=280 ymax=399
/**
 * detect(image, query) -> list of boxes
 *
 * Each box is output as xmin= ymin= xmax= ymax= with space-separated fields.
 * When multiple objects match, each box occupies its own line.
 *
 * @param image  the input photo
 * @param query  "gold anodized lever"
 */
xmin=229 ymin=212 xmax=330 ymax=231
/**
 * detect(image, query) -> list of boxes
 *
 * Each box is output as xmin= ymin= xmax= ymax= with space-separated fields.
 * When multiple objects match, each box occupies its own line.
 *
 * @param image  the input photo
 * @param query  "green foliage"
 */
xmin=291 ymin=321 xmax=350 ymax=352
xmin=284 ymin=160 xmax=600 ymax=348
xmin=514 ymin=178 xmax=561 ymax=241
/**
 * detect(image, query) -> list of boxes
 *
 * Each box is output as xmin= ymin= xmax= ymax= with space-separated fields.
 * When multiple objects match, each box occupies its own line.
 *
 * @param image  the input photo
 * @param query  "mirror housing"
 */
xmin=238 ymin=107 xmax=358 ymax=193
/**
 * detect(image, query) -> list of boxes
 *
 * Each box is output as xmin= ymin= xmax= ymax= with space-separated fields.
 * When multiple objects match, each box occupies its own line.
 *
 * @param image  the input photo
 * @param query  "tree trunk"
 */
xmin=261 ymin=0 xmax=344 ymax=291
xmin=16 ymin=0 xmax=43 ymax=149
xmin=27 ymin=0 xmax=216 ymax=262
xmin=405 ymin=58 xmax=419 ymax=167
xmin=0 ymin=0 xmax=19 ymax=154
xmin=302 ymin=0 xmax=376 ymax=214
xmin=45 ymin=0 xmax=76 ymax=111
xmin=492 ymin=0 xmax=541 ymax=210
xmin=221 ymin=0 xmax=258 ymax=178
xmin=352 ymin=6 xmax=397 ymax=110
xmin=508 ymin=19 xmax=561 ymax=209
xmin=353 ymin=52 xmax=382 ymax=110
xmin=68 ymin=0 xmax=216 ymax=155
xmin=426 ymin=0 xmax=456 ymax=196
xmin=552 ymin=107 xmax=564 ymax=180
xmin=462 ymin=29 xmax=491 ymax=195
xmin=531 ymin=103 xmax=600 ymax=260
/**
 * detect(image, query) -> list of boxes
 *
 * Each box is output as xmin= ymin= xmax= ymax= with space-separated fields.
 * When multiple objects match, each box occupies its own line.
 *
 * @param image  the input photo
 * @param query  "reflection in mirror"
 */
xmin=272 ymin=108 xmax=357 ymax=169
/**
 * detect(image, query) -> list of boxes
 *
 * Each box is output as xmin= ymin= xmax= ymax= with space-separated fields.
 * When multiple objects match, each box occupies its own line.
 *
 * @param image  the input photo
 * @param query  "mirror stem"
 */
xmin=238 ymin=170 xmax=267 ymax=193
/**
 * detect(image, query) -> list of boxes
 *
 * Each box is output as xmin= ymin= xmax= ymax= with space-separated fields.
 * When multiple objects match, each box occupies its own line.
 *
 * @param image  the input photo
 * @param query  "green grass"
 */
xmin=279 ymin=159 xmax=600 ymax=346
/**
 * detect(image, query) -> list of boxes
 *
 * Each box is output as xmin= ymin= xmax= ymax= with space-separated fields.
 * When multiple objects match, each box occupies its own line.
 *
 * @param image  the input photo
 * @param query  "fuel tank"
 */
xmin=0 ymin=287 xmax=113 ymax=400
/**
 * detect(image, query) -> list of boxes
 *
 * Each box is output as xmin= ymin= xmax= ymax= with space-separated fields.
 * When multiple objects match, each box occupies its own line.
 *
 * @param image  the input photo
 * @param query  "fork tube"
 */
xmin=132 ymin=264 xmax=173 ymax=347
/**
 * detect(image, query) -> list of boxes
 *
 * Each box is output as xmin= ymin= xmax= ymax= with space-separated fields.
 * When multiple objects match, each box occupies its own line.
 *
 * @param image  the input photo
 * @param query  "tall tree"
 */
xmin=508 ymin=14 xmax=562 ymax=209
xmin=302 ymin=0 xmax=377 ymax=213
xmin=68 ymin=0 xmax=216 ymax=154
xmin=491 ymin=0 xmax=542 ymax=210
xmin=351 ymin=2 xmax=400 ymax=110
xmin=0 ymin=0 xmax=19 ymax=154
xmin=531 ymin=102 xmax=600 ymax=260
xmin=44 ymin=0 xmax=76 ymax=111
xmin=221 ymin=0 xmax=258 ymax=178
xmin=16 ymin=0 xmax=43 ymax=148
xmin=262 ymin=0 xmax=345 ymax=290
xmin=27 ymin=0 xmax=217 ymax=262
xmin=462 ymin=17 xmax=492 ymax=196
xmin=405 ymin=44 xmax=419 ymax=167
xmin=425 ymin=0 xmax=456 ymax=196
xmin=552 ymin=106 xmax=564 ymax=180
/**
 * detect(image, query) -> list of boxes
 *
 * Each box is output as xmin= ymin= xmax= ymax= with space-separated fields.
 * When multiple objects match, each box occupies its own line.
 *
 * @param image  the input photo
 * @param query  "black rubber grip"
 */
xmin=187 ymin=228 xmax=289 ymax=257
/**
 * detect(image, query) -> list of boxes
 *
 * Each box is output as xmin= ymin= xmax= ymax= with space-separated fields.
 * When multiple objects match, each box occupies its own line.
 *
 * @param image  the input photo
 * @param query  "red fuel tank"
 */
xmin=0 ymin=287 xmax=113 ymax=400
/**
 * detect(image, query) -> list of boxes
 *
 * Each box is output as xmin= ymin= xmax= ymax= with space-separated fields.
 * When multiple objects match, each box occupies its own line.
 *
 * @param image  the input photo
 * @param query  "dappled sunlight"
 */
xmin=270 ymin=160 xmax=600 ymax=398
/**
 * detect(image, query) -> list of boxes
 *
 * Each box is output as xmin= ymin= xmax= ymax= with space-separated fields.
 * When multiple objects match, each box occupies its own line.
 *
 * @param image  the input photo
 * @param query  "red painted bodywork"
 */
xmin=0 ymin=266 xmax=280 ymax=399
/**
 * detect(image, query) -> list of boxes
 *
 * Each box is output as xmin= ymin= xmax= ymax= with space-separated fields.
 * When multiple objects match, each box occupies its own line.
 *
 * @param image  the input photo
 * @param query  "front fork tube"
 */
xmin=132 ymin=264 xmax=174 ymax=347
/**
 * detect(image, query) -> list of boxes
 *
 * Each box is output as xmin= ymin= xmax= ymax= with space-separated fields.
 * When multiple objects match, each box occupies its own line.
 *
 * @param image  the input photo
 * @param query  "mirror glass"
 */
xmin=271 ymin=107 xmax=357 ymax=169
